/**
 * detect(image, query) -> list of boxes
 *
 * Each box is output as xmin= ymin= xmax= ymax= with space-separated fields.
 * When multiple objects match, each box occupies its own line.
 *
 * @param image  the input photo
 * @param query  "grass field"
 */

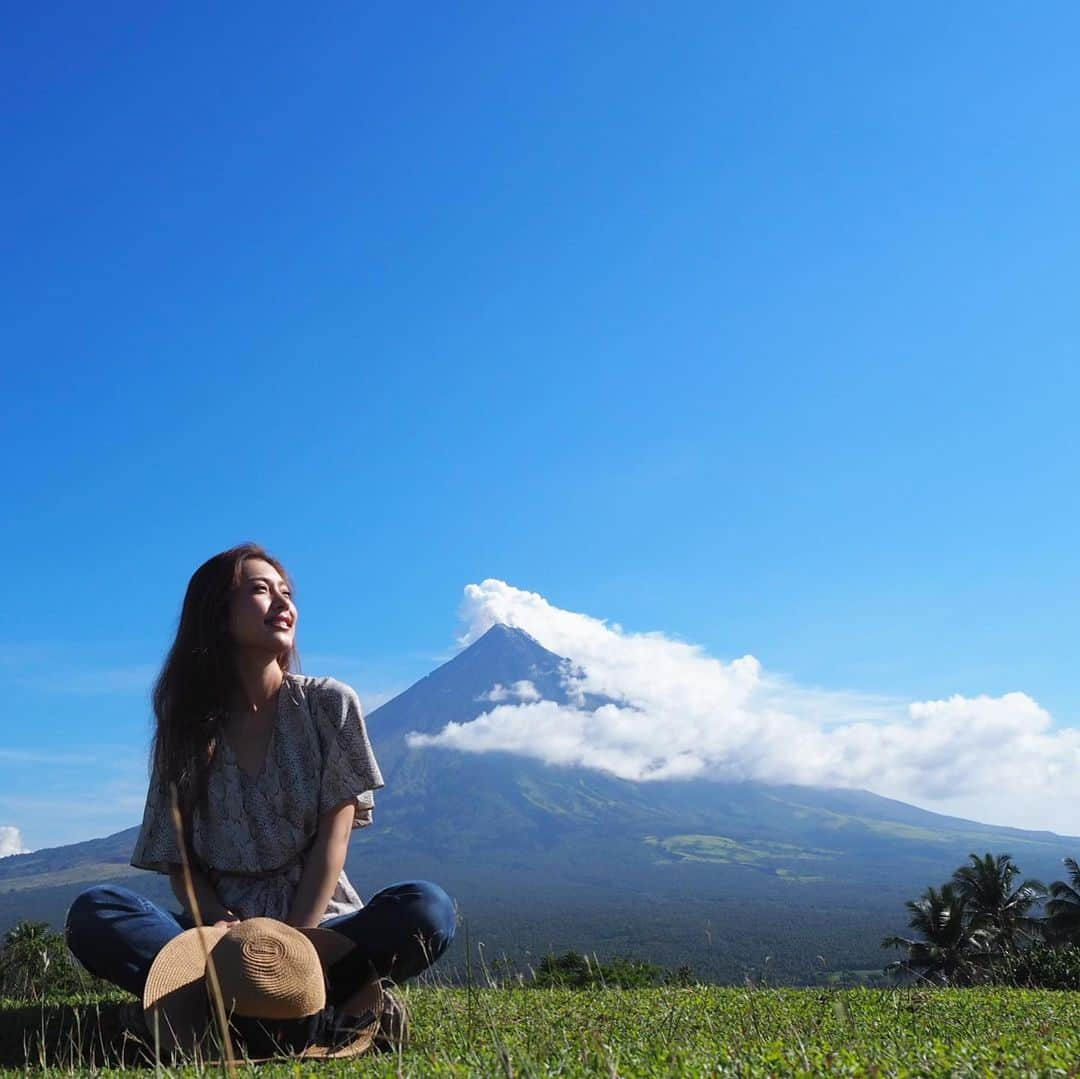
xmin=3 ymin=985 xmax=1080 ymax=1076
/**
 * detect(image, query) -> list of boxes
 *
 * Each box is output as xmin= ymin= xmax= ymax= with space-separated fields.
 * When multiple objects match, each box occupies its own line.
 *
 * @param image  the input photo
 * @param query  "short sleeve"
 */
xmin=315 ymin=680 xmax=385 ymax=826
xmin=130 ymin=752 xmax=183 ymax=873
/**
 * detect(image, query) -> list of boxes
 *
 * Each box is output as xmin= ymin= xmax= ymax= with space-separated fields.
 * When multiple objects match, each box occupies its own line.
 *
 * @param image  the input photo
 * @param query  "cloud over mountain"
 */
xmin=407 ymin=579 xmax=1080 ymax=834
xmin=0 ymin=826 xmax=29 ymax=858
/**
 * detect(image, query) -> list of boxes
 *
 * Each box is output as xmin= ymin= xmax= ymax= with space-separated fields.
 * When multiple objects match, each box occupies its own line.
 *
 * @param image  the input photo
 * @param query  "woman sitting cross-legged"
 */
xmin=65 ymin=543 xmax=455 ymax=1051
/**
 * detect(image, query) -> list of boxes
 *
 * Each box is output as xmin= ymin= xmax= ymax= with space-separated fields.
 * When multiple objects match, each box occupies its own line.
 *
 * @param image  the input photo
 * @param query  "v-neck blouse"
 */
xmin=130 ymin=674 xmax=384 ymax=923
xmin=219 ymin=710 xmax=278 ymax=784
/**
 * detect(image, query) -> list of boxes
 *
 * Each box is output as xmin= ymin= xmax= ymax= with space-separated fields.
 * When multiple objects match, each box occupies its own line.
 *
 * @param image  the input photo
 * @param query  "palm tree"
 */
xmin=951 ymin=852 xmax=1045 ymax=953
xmin=3 ymin=921 xmax=50 ymax=950
xmin=883 ymin=882 xmax=990 ymax=984
xmin=1046 ymin=857 xmax=1080 ymax=945
xmin=0 ymin=920 xmax=59 ymax=1000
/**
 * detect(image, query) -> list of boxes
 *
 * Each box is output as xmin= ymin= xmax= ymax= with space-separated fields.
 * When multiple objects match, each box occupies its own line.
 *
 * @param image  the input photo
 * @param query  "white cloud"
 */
xmin=483 ymin=681 xmax=541 ymax=703
xmin=407 ymin=579 xmax=1080 ymax=835
xmin=0 ymin=826 xmax=29 ymax=858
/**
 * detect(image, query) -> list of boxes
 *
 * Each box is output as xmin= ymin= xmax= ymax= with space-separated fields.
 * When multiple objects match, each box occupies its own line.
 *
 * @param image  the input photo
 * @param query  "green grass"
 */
xmin=644 ymin=833 xmax=838 ymax=871
xmin=5 ymin=986 xmax=1080 ymax=1076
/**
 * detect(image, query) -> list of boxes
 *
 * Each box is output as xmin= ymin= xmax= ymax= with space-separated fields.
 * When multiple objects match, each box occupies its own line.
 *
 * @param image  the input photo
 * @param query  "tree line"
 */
xmin=0 ymin=922 xmax=686 ymax=1000
xmin=6 ymin=855 xmax=1080 ymax=1000
xmin=884 ymin=852 xmax=1080 ymax=987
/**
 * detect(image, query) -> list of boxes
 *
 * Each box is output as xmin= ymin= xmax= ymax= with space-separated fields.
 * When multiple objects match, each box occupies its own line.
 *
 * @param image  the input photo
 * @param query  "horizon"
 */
xmin=4 ymin=5 xmax=1080 ymax=852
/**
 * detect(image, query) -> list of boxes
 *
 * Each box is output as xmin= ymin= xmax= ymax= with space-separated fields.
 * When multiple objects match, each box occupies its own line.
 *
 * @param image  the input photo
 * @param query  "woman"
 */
xmin=65 ymin=543 xmax=455 ymax=1036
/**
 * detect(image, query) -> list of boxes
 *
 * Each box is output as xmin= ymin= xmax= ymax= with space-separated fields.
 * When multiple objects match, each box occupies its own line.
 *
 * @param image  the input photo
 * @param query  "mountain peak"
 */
xmin=366 ymin=622 xmax=570 ymax=741
xmin=469 ymin=622 xmax=544 ymax=651
xmin=445 ymin=621 xmax=566 ymax=687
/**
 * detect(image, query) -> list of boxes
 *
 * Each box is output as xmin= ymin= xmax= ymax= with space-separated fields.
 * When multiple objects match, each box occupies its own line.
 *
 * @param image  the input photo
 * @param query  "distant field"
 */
xmin=0 ymin=864 xmax=142 ymax=893
xmin=4 ymin=986 xmax=1080 ymax=1075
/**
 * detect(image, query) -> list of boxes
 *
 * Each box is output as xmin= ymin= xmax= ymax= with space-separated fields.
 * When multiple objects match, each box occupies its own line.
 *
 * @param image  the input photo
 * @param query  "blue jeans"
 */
xmin=65 ymin=881 xmax=456 ymax=1000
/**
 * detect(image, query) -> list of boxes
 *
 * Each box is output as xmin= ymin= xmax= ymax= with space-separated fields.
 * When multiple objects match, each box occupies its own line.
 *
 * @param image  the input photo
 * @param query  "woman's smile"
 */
xmin=229 ymin=557 xmax=298 ymax=652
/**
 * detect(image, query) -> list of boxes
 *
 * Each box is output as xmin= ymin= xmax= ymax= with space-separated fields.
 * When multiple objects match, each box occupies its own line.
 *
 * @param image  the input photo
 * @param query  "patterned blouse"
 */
xmin=130 ymin=674 xmax=384 ymax=923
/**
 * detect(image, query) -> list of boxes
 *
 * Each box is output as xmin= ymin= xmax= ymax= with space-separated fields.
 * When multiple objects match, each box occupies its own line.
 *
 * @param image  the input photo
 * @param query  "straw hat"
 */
xmin=142 ymin=917 xmax=377 ymax=1060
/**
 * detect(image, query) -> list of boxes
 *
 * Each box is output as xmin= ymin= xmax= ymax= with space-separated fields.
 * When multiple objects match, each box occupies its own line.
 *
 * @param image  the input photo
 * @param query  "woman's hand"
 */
xmin=169 ymin=864 xmax=236 ymax=927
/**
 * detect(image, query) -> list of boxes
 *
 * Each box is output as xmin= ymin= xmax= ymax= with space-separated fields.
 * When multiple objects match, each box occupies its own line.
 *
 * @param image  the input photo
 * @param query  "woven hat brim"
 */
xmin=298 ymin=926 xmax=357 ymax=969
xmin=292 ymin=1014 xmax=378 ymax=1060
xmin=285 ymin=927 xmax=376 ymax=1059
xmin=142 ymin=925 xmax=230 ymax=1054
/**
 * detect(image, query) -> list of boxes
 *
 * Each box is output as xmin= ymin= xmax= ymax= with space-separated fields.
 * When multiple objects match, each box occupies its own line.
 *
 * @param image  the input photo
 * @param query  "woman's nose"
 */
xmin=270 ymin=588 xmax=293 ymax=611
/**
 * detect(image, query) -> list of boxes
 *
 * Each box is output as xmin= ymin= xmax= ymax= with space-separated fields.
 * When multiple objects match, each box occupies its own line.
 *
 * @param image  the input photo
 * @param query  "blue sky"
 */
xmin=3 ymin=3 xmax=1079 ymax=850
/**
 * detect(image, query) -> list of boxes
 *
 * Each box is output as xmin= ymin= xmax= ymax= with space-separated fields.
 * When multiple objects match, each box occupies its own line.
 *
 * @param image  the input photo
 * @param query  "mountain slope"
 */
xmin=361 ymin=624 xmax=1076 ymax=876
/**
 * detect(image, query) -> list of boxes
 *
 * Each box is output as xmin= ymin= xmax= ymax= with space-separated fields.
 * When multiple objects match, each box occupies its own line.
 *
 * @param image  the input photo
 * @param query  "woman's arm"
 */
xmin=288 ymin=800 xmax=357 ymax=929
xmin=167 ymin=863 xmax=237 ymax=926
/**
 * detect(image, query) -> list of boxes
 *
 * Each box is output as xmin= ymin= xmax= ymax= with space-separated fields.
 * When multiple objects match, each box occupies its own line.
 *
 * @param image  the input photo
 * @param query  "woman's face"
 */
xmin=226 ymin=557 xmax=298 ymax=656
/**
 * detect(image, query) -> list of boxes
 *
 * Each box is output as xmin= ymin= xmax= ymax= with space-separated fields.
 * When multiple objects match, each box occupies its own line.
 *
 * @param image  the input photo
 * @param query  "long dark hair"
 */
xmin=150 ymin=543 xmax=299 ymax=818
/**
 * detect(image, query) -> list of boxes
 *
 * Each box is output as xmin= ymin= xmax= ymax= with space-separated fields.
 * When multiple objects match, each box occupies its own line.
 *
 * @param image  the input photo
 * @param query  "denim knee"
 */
xmin=409 ymin=881 xmax=456 ymax=958
xmin=66 ymin=884 xmax=112 ymax=941
xmin=65 ymin=885 xmax=142 ymax=956
xmin=416 ymin=881 xmax=456 ymax=940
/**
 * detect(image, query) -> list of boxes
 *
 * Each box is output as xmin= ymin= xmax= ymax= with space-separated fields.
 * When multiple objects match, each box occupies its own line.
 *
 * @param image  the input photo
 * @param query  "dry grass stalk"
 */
xmin=169 ymin=782 xmax=236 ymax=1077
